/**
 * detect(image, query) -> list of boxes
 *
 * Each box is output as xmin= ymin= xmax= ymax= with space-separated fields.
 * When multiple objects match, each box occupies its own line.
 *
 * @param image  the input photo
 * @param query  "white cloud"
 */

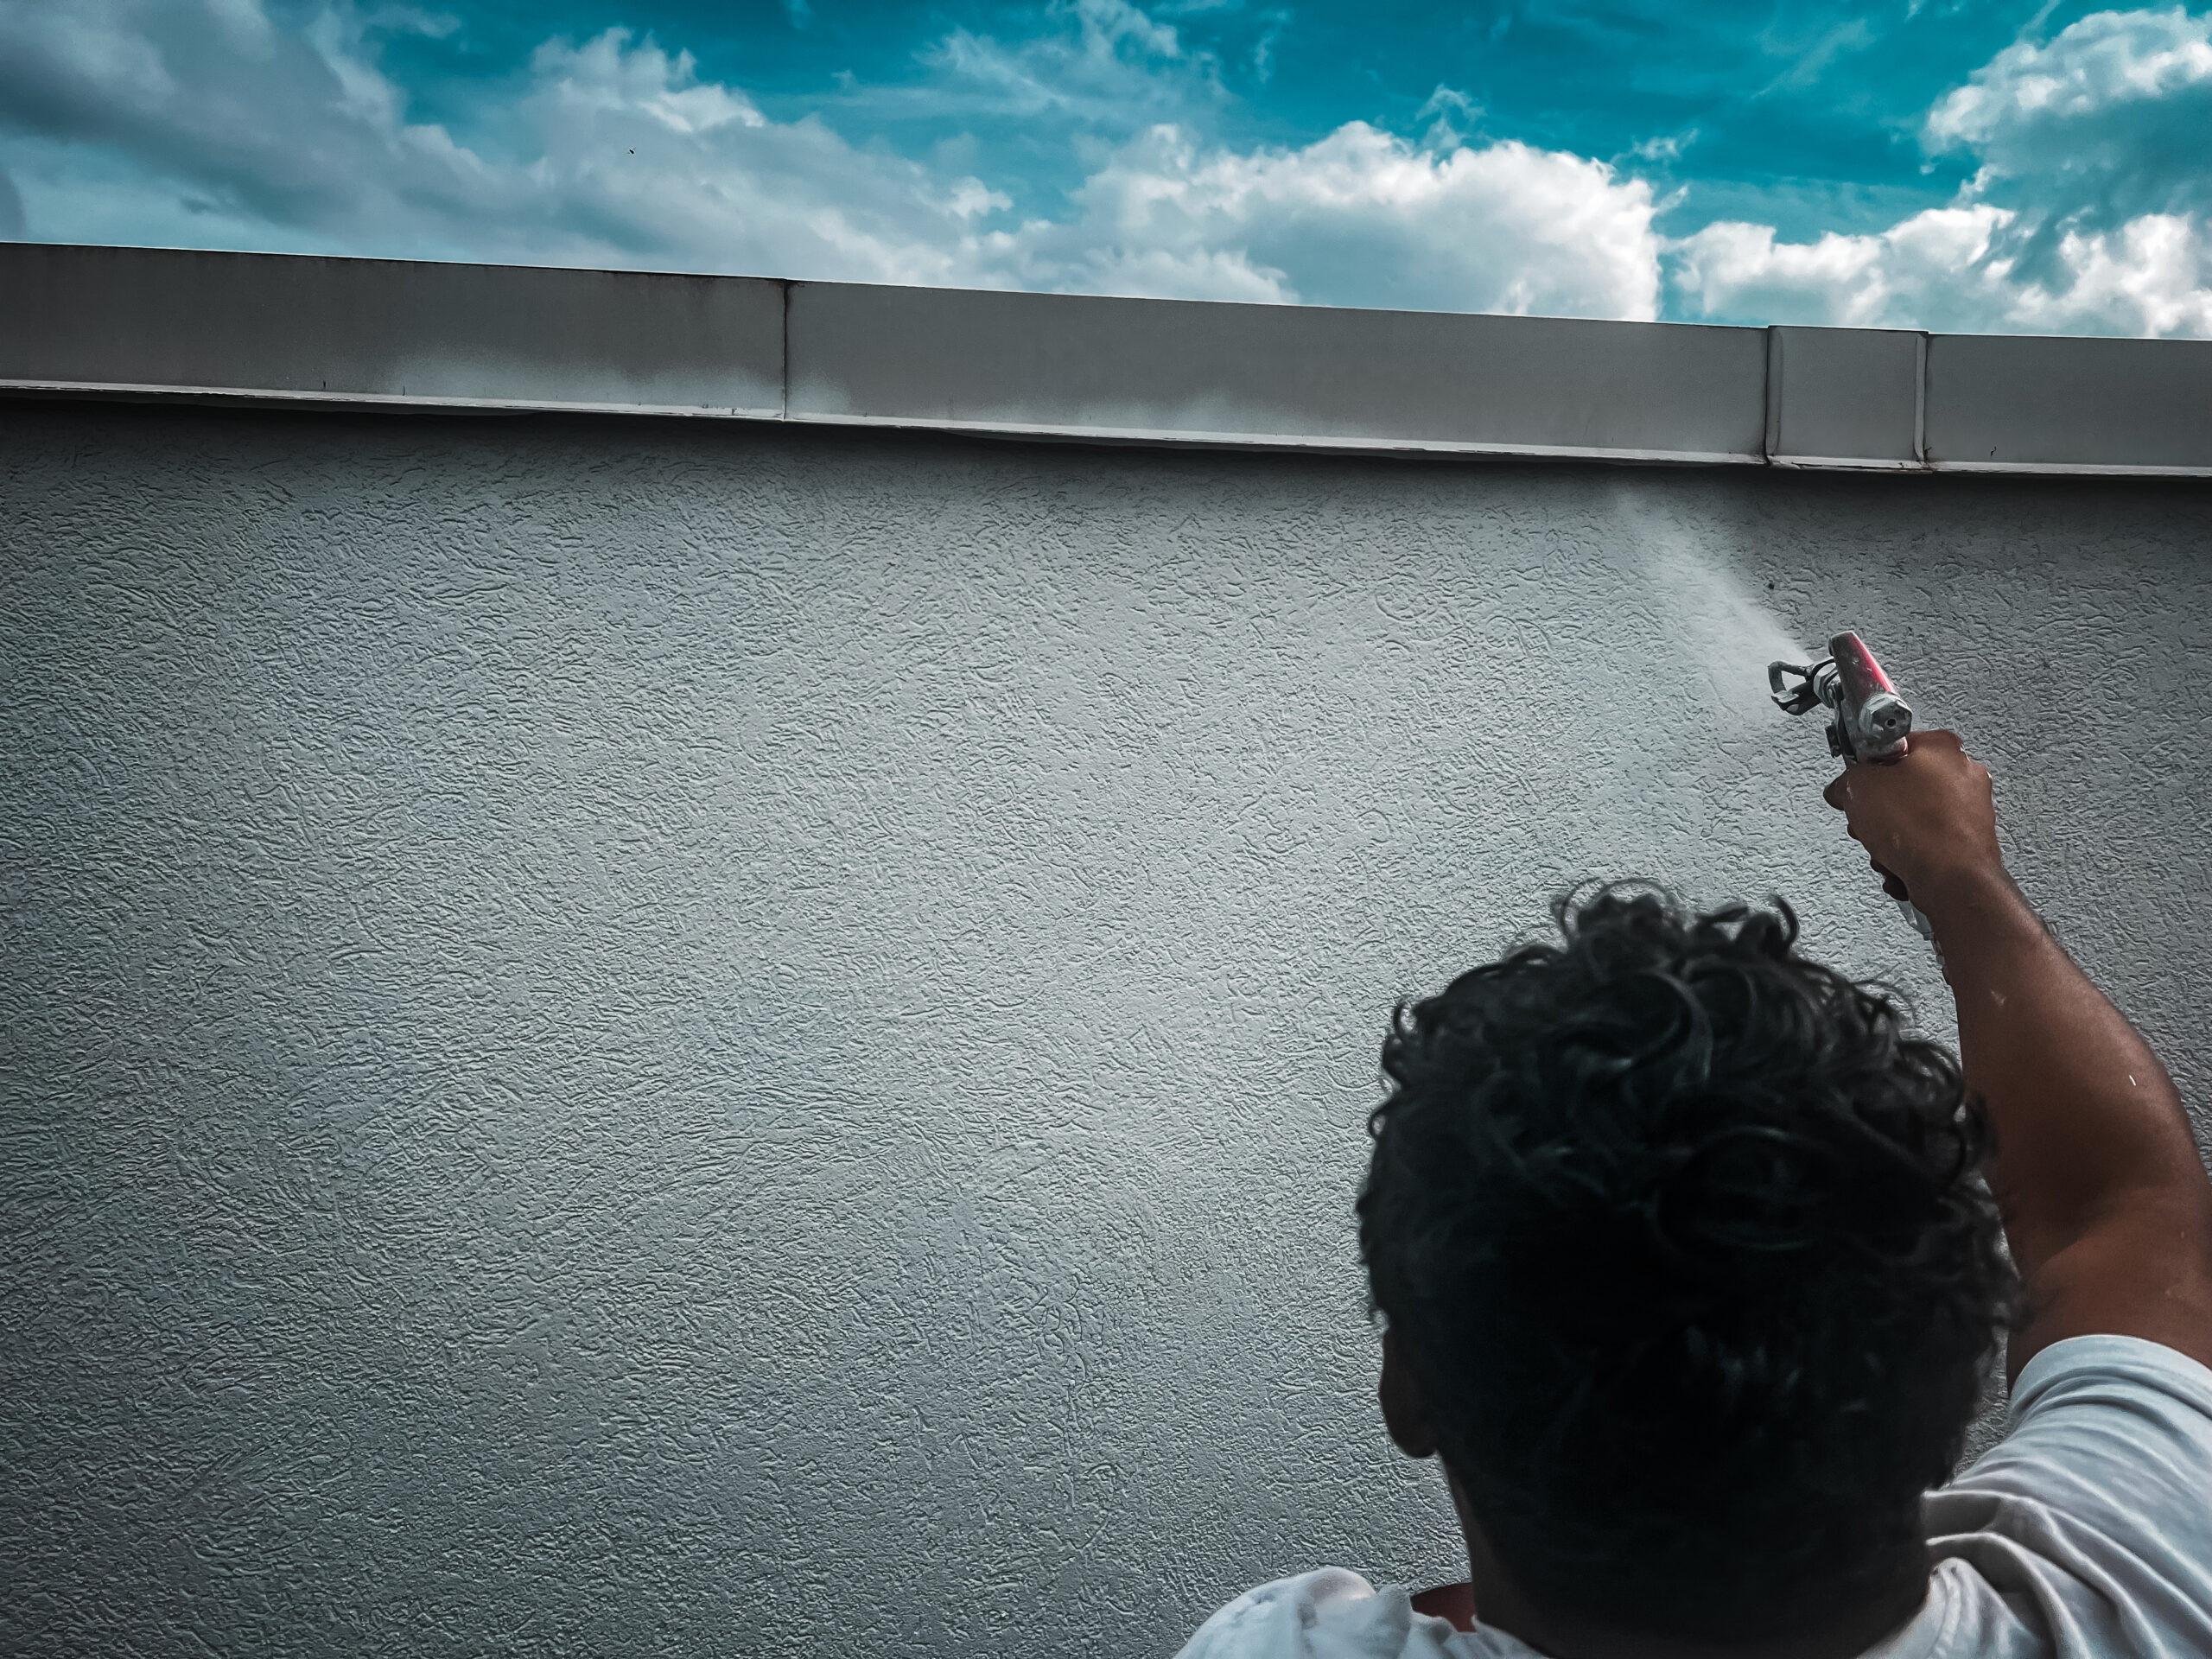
xmin=1668 ymin=6 xmax=2212 ymax=336
xmin=1630 ymin=130 xmax=1696 ymax=164
xmin=1672 ymin=205 xmax=2019 ymax=331
xmin=1924 ymin=3 xmax=2212 ymax=241
xmin=994 ymin=121 xmax=1660 ymax=316
xmin=529 ymin=32 xmax=766 ymax=137
xmin=1674 ymin=194 xmax=2212 ymax=340
xmin=2010 ymin=212 xmax=2212 ymax=334
xmin=482 ymin=30 xmax=1005 ymax=284
xmin=0 ymin=4 xmax=1012 ymax=281
xmin=0 ymin=0 xmax=1661 ymax=320
xmin=1925 ymin=6 xmax=2212 ymax=161
xmin=916 ymin=0 xmax=1225 ymax=128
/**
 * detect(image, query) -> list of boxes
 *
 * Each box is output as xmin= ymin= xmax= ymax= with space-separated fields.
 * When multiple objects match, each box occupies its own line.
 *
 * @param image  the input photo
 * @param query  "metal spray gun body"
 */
xmin=1768 ymin=632 xmax=1937 ymax=945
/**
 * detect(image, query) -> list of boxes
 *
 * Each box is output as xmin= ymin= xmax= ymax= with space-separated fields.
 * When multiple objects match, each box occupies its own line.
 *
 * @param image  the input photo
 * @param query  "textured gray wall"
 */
xmin=3 ymin=402 xmax=2208 ymax=1658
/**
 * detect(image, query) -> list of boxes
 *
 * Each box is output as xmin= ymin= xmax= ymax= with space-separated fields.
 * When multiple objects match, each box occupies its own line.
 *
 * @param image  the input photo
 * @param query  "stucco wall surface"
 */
xmin=3 ymin=402 xmax=2208 ymax=1659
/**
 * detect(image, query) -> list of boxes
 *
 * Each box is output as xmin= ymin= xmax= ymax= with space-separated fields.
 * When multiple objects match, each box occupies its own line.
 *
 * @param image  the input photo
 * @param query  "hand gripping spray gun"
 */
xmin=1767 ymin=632 xmax=1937 ymax=947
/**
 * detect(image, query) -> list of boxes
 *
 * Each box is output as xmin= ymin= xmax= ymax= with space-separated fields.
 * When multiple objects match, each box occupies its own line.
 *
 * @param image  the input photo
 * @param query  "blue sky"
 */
xmin=3 ymin=1 xmax=2209 ymax=334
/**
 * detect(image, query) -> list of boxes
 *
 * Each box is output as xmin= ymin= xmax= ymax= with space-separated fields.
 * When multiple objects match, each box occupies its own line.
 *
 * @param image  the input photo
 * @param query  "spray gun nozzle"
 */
xmin=1767 ymin=659 xmax=1826 ymax=717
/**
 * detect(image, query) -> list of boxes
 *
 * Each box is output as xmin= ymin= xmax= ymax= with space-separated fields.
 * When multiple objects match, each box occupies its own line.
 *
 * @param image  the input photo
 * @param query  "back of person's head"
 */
xmin=1357 ymin=879 xmax=2026 ymax=1645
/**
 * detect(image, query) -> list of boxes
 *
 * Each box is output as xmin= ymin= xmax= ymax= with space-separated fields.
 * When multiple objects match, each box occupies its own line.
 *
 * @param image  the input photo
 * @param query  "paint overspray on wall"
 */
xmin=1611 ymin=478 xmax=1810 ymax=743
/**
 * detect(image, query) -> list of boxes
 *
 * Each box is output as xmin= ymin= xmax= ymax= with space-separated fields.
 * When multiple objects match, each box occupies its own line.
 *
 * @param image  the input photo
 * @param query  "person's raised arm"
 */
xmin=1824 ymin=731 xmax=2212 ymax=1385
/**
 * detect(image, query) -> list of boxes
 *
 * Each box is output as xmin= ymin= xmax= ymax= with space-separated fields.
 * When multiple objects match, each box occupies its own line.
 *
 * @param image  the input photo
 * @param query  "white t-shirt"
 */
xmin=1171 ymin=1335 xmax=2212 ymax=1659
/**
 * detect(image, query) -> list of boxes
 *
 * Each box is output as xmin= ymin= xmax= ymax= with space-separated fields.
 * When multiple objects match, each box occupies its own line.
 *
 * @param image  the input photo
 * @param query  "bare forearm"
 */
xmin=1916 ymin=864 xmax=2210 ymax=1279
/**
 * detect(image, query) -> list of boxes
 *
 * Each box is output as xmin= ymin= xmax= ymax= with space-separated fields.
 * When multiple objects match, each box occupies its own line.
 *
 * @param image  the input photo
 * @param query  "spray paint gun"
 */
xmin=1767 ymin=632 xmax=1937 ymax=947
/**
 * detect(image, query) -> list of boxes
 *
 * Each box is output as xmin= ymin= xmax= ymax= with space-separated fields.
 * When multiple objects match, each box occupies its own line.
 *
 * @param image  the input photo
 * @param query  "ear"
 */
xmin=1379 ymin=1325 xmax=1439 ymax=1460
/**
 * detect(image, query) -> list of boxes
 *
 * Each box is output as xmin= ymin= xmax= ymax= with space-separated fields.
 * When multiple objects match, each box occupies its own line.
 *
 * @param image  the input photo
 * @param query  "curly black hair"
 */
xmin=1357 ymin=878 xmax=2027 ymax=1645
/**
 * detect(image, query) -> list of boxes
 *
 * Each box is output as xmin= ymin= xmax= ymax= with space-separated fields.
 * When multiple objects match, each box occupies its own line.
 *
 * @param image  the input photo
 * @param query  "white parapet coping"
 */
xmin=2 ymin=242 xmax=2207 ymax=475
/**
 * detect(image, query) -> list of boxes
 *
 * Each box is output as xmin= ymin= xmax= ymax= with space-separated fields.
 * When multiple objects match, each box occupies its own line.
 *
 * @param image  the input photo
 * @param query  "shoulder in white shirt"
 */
xmin=1171 ymin=1335 xmax=2212 ymax=1659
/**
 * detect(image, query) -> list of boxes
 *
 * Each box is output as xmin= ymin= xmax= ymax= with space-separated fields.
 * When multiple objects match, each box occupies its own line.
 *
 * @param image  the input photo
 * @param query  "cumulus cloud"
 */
xmin=1925 ymin=3 xmax=2212 ymax=221
xmin=494 ymin=30 xmax=1001 ymax=284
xmin=1669 ymin=6 xmax=2212 ymax=336
xmin=0 ymin=2 xmax=1013 ymax=282
xmin=0 ymin=0 xmax=1659 ymax=318
xmin=995 ymin=121 xmax=1660 ymax=315
xmin=1672 ymin=205 xmax=2018 ymax=331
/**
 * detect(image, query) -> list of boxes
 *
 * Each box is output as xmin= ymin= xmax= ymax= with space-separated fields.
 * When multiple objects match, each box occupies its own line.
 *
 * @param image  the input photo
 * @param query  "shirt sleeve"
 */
xmin=1170 ymin=1568 xmax=1472 ymax=1659
xmin=1921 ymin=1334 xmax=2212 ymax=1655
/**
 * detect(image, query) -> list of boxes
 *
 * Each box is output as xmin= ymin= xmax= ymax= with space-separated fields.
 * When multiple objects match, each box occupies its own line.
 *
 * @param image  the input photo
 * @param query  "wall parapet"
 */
xmin=3 ymin=242 xmax=2206 ymax=475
